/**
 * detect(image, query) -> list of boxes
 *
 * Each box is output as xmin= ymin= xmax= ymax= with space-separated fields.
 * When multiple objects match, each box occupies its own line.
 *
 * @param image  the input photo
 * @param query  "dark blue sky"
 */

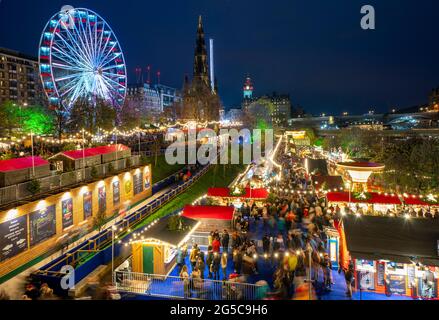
xmin=1 ymin=0 xmax=439 ymax=115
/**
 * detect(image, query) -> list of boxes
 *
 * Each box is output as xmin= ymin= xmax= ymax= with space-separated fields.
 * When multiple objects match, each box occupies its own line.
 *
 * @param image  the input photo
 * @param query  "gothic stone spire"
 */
xmin=193 ymin=15 xmax=210 ymax=88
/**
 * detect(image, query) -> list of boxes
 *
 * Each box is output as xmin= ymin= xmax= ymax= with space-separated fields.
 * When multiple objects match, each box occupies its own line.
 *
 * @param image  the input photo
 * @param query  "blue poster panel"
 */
xmin=83 ymin=191 xmax=93 ymax=219
xmin=133 ymin=173 xmax=143 ymax=195
xmin=0 ymin=215 xmax=28 ymax=262
xmin=389 ymin=274 xmax=406 ymax=295
xmin=61 ymin=198 xmax=74 ymax=230
xmin=113 ymin=181 xmax=120 ymax=205
xmin=30 ymin=205 xmax=56 ymax=247
xmin=98 ymin=186 xmax=106 ymax=214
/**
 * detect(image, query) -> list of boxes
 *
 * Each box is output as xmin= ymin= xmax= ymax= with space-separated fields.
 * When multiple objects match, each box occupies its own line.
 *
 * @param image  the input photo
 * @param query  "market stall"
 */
xmin=182 ymin=205 xmax=235 ymax=232
xmin=131 ymin=215 xmax=200 ymax=275
xmin=326 ymin=191 xmax=402 ymax=215
xmin=207 ymin=187 xmax=269 ymax=208
xmin=342 ymin=215 xmax=439 ymax=299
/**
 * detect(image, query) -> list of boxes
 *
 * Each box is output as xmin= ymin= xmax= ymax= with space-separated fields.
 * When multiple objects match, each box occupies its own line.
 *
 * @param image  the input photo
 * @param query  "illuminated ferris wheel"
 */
xmin=38 ymin=6 xmax=127 ymax=112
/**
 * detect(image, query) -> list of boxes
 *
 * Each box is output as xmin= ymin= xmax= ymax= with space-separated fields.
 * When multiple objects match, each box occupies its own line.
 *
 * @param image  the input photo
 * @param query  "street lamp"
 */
xmin=111 ymin=225 xmax=117 ymax=284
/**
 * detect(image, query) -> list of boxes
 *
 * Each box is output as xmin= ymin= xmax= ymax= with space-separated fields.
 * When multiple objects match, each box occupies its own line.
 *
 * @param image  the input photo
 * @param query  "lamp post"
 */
xmin=306 ymin=243 xmax=312 ymax=300
xmin=30 ymin=131 xmax=35 ymax=178
xmin=111 ymin=225 xmax=117 ymax=284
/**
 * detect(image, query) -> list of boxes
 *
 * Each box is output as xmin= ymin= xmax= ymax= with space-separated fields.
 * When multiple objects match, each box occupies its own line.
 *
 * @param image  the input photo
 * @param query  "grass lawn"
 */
xmin=144 ymin=154 xmax=185 ymax=184
xmin=131 ymin=163 xmax=246 ymax=232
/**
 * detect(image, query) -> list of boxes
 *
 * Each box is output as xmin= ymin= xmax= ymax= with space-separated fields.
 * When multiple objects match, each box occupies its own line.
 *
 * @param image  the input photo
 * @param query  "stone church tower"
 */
xmin=179 ymin=16 xmax=221 ymax=122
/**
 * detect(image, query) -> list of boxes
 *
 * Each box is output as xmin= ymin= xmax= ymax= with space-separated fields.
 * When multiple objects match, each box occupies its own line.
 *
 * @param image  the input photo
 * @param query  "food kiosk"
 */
xmin=131 ymin=215 xmax=200 ymax=275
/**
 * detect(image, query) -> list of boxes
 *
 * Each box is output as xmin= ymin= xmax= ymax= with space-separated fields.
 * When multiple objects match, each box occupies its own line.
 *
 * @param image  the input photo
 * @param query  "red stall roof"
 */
xmin=182 ymin=205 xmax=235 ymax=221
xmin=326 ymin=192 xmax=402 ymax=205
xmin=207 ymin=187 xmax=269 ymax=199
xmin=403 ymin=197 xmax=434 ymax=206
xmin=0 ymin=156 xmax=49 ymax=173
xmin=59 ymin=144 xmax=130 ymax=160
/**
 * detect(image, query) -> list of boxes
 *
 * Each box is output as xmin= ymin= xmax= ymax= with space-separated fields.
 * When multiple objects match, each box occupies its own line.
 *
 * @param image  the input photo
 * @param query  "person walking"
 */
xmin=344 ymin=263 xmax=355 ymax=299
xmin=221 ymin=229 xmax=230 ymax=254
xmin=212 ymin=236 xmax=221 ymax=254
xmin=180 ymin=265 xmax=191 ymax=298
xmin=190 ymin=244 xmax=199 ymax=270
xmin=196 ymin=253 xmax=206 ymax=280
xmin=212 ymin=253 xmax=221 ymax=280
xmin=221 ymin=253 xmax=228 ymax=280
xmin=206 ymin=246 xmax=214 ymax=279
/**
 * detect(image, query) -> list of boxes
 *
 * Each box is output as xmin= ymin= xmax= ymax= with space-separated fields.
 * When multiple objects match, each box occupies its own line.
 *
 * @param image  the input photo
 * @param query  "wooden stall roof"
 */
xmin=50 ymin=144 xmax=130 ymax=160
xmin=327 ymin=192 xmax=402 ymax=205
xmin=343 ymin=215 xmax=439 ymax=266
xmin=0 ymin=156 xmax=49 ymax=172
xmin=182 ymin=205 xmax=235 ymax=221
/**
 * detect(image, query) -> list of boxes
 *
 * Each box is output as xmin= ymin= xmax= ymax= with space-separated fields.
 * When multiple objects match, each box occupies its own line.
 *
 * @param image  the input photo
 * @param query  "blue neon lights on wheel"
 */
xmin=39 ymin=7 xmax=127 ymax=111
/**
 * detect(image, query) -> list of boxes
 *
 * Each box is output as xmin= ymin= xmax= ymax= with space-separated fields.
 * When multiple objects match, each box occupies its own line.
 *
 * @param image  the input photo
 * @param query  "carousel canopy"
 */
xmin=207 ymin=187 xmax=269 ymax=199
xmin=182 ymin=205 xmax=235 ymax=221
xmin=343 ymin=215 xmax=439 ymax=267
xmin=326 ymin=192 xmax=402 ymax=205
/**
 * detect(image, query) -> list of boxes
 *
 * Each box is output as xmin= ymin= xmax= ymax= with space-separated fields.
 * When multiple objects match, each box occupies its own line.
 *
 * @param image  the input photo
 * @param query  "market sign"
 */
xmin=61 ymin=198 xmax=74 ymax=230
xmin=30 ymin=205 xmax=56 ymax=247
xmin=0 ymin=215 xmax=28 ymax=263
xmin=133 ymin=172 xmax=143 ymax=196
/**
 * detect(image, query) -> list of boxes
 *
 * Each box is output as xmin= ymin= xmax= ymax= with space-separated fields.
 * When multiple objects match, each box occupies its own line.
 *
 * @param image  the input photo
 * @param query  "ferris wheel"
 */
xmin=38 ymin=6 xmax=127 ymax=112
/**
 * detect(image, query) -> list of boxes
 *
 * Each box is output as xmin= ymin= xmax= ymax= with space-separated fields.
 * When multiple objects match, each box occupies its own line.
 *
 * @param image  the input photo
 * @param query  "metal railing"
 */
xmin=0 ymin=155 xmax=140 ymax=206
xmin=114 ymin=271 xmax=262 ymax=300
xmin=33 ymin=164 xmax=212 ymax=278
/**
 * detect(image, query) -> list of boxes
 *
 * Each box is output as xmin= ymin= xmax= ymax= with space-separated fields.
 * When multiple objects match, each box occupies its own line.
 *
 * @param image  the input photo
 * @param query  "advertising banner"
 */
xmin=113 ymin=180 xmax=120 ymax=205
xmin=30 ymin=205 xmax=56 ymax=247
xmin=61 ymin=198 xmax=74 ymax=230
xmin=83 ymin=191 xmax=93 ymax=219
xmin=0 ymin=215 xmax=28 ymax=262
xmin=133 ymin=172 xmax=143 ymax=195
xmin=98 ymin=186 xmax=106 ymax=214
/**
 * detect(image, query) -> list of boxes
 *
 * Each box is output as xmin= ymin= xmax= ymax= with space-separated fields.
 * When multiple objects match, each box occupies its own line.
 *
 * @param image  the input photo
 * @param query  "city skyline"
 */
xmin=1 ymin=0 xmax=439 ymax=114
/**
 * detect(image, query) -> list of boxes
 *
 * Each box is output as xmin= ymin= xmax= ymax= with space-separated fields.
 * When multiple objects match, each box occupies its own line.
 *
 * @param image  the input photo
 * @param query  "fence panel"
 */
xmin=0 ymin=185 xmax=17 ymax=205
xmin=115 ymin=272 xmax=261 ymax=300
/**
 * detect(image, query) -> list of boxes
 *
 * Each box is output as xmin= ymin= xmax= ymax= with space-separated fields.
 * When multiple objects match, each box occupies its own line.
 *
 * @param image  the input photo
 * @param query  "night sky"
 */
xmin=1 ymin=0 xmax=439 ymax=115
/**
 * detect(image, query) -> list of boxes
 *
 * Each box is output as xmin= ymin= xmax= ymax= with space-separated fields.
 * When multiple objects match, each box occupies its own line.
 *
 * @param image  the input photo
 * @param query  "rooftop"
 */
xmin=54 ymin=144 xmax=130 ymax=160
xmin=0 ymin=156 xmax=49 ymax=173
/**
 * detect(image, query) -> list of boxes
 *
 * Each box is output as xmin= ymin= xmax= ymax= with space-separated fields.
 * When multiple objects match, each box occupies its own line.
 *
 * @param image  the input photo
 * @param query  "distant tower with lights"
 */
xmin=243 ymin=76 xmax=253 ymax=99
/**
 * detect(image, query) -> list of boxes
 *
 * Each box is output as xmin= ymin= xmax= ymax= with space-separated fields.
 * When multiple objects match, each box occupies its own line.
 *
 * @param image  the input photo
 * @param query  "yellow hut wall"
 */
xmin=0 ymin=165 xmax=152 ymax=278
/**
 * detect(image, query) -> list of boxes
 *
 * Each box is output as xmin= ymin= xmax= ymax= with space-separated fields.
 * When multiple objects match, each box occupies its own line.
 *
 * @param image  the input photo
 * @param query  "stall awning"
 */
xmin=327 ymin=192 xmax=402 ymax=205
xmin=343 ymin=215 xmax=439 ymax=267
xmin=403 ymin=197 xmax=435 ymax=206
xmin=207 ymin=187 xmax=269 ymax=199
xmin=182 ymin=205 xmax=235 ymax=221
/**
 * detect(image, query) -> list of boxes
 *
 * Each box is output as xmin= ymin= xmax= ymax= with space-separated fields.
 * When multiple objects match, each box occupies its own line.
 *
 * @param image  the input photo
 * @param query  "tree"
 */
xmin=27 ymin=179 xmax=41 ymax=195
xmin=21 ymin=105 xmax=55 ymax=135
xmin=92 ymin=210 xmax=107 ymax=233
xmin=119 ymin=101 xmax=140 ymax=130
xmin=0 ymin=100 xmax=20 ymax=136
xmin=68 ymin=98 xmax=94 ymax=133
xmin=95 ymin=98 xmax=116 ymax=131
